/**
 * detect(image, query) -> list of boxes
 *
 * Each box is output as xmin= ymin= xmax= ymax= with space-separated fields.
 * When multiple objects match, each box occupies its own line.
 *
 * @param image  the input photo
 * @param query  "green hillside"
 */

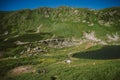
xmin=0 ymin=7 xmax=120 ymax=80
xmin=0 ymin=7 xmax=120 ymax=36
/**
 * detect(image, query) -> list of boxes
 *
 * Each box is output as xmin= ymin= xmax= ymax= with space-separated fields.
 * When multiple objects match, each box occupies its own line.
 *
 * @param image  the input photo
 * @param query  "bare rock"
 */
xmin=14 ymin=41 xmax=29 ymax=45
xmin=107 ymin=33 xmax=120 ymax=42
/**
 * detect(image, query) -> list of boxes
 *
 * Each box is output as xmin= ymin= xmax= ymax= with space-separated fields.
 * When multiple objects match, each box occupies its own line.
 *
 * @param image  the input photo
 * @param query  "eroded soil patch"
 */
xmin=7 ymin=65 xmax=34 ymax=77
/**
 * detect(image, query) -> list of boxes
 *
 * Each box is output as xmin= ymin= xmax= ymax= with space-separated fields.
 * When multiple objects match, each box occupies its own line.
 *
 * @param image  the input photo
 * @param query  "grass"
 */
xmin=0 ymin=32 xmax=53 ymax=58
xmin=1 ymin=7 xmax=120 ymax=38
xmin=0 ymin=44 xmax=120 ymax=80
xmin=0 ymin=7 xmax=120 ymax=80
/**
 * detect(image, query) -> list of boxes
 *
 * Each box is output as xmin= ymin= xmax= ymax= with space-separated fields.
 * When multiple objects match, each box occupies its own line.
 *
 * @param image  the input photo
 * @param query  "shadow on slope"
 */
xmin=14 ymin=32 xmax=52 ymax=42
xmin=0 ymin=33 xmax=52 ymax=51
xmin=72 ymin=45 xmax=120 ymax=60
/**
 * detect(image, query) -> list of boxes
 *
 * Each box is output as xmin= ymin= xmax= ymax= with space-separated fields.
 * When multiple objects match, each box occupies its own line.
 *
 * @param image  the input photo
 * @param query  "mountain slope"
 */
xmin=0 ymin=7 xmax=120 ymax=80
xmin=0 ymin=7 xmax=120 ymax=37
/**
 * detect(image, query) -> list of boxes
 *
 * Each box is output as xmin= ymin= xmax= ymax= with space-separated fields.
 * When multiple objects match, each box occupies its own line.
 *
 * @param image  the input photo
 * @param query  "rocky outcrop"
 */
xmin=14 ymin=41 xmax=29 ymax=45
xmin=107 ymin=33 xmax=120 ymax=42
xmin=83 ymin=31 xmax=101 ymax=42
xmin=83 ymin=31 xmax=107 ymax=45
xmin=39 ymin=38 xmax=82 ymax=48
xmin=36 ymin=24 xmax=42 ymax=33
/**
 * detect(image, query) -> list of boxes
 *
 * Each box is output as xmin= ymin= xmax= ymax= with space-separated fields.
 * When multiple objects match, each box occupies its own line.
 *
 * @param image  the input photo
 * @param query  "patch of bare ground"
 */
xmin=85 ymin=42 xmax=96 ymax=49
xmin=7 ymin=65 xmax=34 ymax=77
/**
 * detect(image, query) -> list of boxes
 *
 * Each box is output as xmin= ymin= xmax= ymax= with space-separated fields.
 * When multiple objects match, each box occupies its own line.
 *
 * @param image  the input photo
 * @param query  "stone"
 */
xmin=13 ymin=35 xmax=19 ymax=38
xmin=36 ymin=24 xmax=42 ymax=33
xmin=3 ymin=31 xmax=8 ymax=36
xmin=14 ymin=41 xmax=29 ymax=45
xmin=65 ymin=59 xmax=71 ymax=64
xmin=89 ymin=23 xmax=94 ymax=26
xmin=14 ymin=56 xmax=17 ymax=59
xmin=82 ymin=20 xmax=86 ymax=23
xmin=27 ymin=47 xmax=31 ymax=52
xmin=83 ymin=31 xmax=101 ymax=42
xmin=107 ymin=33 xmax=120 ymax=42
xmin=36 ymin=69 xmax=41 ymax=74
xmin=51 ymin=75 xmax=58 ymax=80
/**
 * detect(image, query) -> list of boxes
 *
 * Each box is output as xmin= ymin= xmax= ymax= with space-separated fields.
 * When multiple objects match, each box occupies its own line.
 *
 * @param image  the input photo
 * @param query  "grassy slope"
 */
xmin=0 ymin=44 xmax=120 ymax=80
xmin=0 ymin=7 xmax=120 ymax=80
xmin=0 ymin=7 xmax=120 ymax=36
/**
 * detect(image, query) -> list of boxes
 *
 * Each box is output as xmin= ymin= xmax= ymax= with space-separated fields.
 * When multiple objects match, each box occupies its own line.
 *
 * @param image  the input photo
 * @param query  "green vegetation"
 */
xmin=0 ymin=7 xmax=120 ymax=80
xmin=0 ymin=7 xmax=120 ymax=36
xmin=0 ymin=45 xmax=120 ymax=80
